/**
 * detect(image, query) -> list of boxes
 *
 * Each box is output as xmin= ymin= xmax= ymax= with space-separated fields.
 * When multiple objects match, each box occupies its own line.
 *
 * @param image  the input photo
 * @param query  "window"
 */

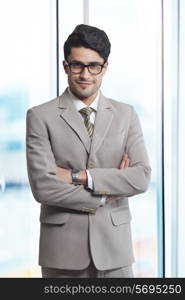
xmin=0 ymin=0 xmax=56 ymax=277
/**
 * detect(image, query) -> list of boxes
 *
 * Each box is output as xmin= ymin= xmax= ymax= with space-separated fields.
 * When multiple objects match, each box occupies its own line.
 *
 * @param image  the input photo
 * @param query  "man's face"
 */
xmin=63 ymin=47 xmax=108 ymax=100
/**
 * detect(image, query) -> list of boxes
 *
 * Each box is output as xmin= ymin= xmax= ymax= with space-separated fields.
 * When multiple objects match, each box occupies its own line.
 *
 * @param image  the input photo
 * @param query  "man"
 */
xmin=26 ymin=24 xmax=151 ymax=278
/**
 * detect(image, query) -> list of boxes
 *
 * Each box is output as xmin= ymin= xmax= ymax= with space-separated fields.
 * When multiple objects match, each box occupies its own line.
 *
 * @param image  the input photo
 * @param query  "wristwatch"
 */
xmin=71 ymin=169 xmax=80 ymax=184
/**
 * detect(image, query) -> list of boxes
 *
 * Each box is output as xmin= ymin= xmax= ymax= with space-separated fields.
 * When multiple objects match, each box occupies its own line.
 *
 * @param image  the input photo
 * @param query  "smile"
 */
xmin=77 ymin=81 xmax=93 ymax=87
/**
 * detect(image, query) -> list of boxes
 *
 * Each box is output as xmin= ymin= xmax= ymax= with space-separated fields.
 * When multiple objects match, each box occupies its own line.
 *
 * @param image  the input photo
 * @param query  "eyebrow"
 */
xmin=69 ymin=60 xmax=103 ymax=65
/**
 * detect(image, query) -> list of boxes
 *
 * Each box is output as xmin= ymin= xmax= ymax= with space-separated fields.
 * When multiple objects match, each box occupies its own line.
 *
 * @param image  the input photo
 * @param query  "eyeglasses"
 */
xmin=66 ymin=60 xmax=105 ymax=75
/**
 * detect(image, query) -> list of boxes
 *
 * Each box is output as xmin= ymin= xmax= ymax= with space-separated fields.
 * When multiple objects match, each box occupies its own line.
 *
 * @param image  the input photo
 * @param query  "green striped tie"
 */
xmin=80 ymin=107 xmax=94 ymax=138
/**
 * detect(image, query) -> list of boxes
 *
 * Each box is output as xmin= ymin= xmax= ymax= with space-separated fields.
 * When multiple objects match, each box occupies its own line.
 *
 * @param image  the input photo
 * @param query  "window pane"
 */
xmin=0 ymin=0 xmax=56 ymax=277
xmin=89 ymin=0 xmax=161 ymax=277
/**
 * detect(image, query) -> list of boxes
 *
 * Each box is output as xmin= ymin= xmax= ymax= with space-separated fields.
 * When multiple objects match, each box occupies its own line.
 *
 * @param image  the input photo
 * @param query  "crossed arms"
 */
xmin=26 ymin=106 xmax=151 ymax=214
xmin=56 ymin=154 xmax=130 ymax=202
xmin=56 ymin=154 xmax=129 ymax=184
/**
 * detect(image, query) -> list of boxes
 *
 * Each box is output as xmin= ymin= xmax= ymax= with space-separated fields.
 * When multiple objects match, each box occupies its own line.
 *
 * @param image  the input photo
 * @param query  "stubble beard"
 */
xmin=70 ymin=80 xmax=101 ymax=100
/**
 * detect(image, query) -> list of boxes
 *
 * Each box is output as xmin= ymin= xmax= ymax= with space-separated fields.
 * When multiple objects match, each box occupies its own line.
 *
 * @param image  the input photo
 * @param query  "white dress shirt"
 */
xmin=68 ymin=87 xmax=106 ymax=206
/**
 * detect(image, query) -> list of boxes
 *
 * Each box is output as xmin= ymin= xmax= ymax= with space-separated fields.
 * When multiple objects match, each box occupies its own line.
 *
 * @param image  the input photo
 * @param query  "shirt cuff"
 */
xmin=100 ymin=196 xmax=106 ymax=206
xmin=86 ymin=169 xmax=93 ymax=190
xmin=86 ymin=170 xmax=106 ymax=206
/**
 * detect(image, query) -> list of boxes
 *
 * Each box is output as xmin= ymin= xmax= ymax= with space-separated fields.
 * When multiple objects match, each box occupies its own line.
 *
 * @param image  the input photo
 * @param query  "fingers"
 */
xmin=124 ymin=157 xmax=130 ymax=168
xmin=119 ymin=156 xmax=126 ymax=169
xmin=119 ymin=154 xmax=130 ymax=169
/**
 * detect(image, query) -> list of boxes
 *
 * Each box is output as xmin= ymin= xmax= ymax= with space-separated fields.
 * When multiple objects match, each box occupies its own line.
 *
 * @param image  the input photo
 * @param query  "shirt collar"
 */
xmin=67 ymin=87 xmax=99 ymax=112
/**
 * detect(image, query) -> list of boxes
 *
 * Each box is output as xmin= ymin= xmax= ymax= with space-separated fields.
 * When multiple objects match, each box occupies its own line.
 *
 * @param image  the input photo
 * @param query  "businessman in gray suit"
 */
xmin=26 ymin=24 xmax=151 ymax=278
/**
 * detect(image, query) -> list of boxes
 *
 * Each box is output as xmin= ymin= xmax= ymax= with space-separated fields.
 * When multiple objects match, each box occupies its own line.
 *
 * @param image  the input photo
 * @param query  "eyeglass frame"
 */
xmin=65 ymin=60 xmax=106 ymax=75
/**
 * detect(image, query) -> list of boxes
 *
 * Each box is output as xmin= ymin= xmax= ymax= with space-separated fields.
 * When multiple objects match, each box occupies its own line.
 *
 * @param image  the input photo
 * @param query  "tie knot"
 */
xmin=79 ymin=107 xmax=94 ymax=117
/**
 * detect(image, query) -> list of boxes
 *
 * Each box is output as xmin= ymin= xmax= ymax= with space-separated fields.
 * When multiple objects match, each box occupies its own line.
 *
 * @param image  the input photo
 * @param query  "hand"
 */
xmin=56 ymin=167 xmax=72 ymax=184
xmin=119 ymin=153 xmax=130 ymax=169
xmin=107 ymin=154 xmax=130 ymax=201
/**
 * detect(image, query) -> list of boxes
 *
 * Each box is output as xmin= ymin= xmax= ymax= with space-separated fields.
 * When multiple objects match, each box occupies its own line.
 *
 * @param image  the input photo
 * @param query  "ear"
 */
xmin=63 ymin=60 xmax=69 ymax=74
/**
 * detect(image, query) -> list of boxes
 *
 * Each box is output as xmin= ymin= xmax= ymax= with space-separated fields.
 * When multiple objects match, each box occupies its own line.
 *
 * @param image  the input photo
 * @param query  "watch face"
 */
xmin=72 ymin=170 xmax=79 ymax=183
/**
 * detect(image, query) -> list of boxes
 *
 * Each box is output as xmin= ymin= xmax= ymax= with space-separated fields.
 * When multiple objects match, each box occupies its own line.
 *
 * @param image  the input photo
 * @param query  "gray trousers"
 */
xmin=41 ymin=260 xmax=133 ymax=278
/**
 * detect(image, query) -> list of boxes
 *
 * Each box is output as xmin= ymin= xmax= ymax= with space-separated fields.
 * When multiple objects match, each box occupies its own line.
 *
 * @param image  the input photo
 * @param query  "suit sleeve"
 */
xmin=26 ymin=108 xmax=102 ymax=214
xmin=88 ymin=106 xmax=151 ymax=197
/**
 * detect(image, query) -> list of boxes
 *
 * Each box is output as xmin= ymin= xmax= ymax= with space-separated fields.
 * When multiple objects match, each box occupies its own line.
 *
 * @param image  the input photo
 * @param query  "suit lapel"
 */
xmin=58 ymin=88 xmax=91 ymax=154
xmin=58 ymin=88 xmax=114 ymax=156
xmin=90 ymin=92 xmax=114 ymax=155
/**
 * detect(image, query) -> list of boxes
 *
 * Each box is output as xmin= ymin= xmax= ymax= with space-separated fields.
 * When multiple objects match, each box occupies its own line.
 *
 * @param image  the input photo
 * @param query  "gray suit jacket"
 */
xmin=26 ymin=88 xmax=151 ymax=270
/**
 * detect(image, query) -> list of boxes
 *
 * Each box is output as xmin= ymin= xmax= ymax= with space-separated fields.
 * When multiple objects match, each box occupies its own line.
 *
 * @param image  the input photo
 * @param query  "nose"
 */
xmin=79 ymin=66 xmax=91 ymax=79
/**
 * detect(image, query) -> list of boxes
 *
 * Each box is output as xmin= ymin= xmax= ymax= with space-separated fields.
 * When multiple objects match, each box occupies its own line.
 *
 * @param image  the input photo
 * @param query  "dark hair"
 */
xmin=64 ymin=24 xmax=111 ymax=62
